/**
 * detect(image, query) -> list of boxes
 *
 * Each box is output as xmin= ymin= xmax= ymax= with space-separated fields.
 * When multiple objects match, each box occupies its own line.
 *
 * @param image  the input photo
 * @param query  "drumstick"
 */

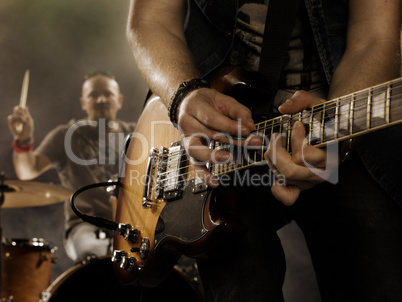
xmin=16 ymin=69 xmax=30 ymax=133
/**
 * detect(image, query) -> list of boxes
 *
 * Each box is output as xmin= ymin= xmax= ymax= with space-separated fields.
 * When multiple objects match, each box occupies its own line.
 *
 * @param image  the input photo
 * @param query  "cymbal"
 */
xmin=0 ymin=180 xmax=72 ymax=208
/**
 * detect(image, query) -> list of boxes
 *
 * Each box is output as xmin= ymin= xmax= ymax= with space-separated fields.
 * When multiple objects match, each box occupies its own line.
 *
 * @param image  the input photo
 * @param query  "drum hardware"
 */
xmin=106 ymin=174 xmax=119 ymax=198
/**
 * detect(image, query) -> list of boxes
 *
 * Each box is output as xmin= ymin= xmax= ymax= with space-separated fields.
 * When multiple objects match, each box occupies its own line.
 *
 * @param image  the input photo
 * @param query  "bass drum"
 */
xmin=40 ymin=256 xmax=203 ymax=302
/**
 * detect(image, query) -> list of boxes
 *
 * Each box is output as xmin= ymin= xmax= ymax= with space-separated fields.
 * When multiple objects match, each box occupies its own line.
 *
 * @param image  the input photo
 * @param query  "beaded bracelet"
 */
xmin=168 ymin=78 xmax=211 ymax=128
xmin=12 ymin=138 xmax=34 ymax=153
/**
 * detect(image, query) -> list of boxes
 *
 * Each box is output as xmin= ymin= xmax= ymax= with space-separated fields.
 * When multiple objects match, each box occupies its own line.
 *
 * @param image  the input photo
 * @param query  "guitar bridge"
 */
xmin=143 ymin=143 xmax=186 ymax=202
xmin=158 ymin=144 xmax=186 ymax=200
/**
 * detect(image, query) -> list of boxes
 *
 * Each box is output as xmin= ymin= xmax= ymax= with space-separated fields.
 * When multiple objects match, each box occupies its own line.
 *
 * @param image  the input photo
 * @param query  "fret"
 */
xmin=278 ymin=116 xmax=284 ymax=148
xmin=257 ymin=123 xmax=266 ymax=163
xmin=253 ymin=126 xmax=258 ymax=164
xmin=367 ymin=88 xmax=372 ymax=129
xmin=338 ymin=96 xmax=350 ymax=138
xmin=386 ymin=83 xmax=391 ymax=124
xmin=299 ymin=109 xmax=310 ymax=144
xmin=353 ymin=90 xmax=368 ymax=133
xmin=390 ymin=79 xmax=402 ymax=123
xmin=349 ymin=93 xmax=355 ymax=136
xmin=371 ymin=87 xmax=387 ymax=128
xmin=320 ymin=102 xmax=326 ymax=144
xmin=261 ymin=121 xmax=268 ymax=156
xmin=322 ymin=100 xmax=337 ymax=143
xmin=308 ymin=107 xmax=314 ymax=144
xmin=334 ymin=98 xmax=340 ymax=139
xmin=243 ymin=137 xmax=250 ymax=167
xmin=311 ymin=108 xmax=323 ymax=145
xmin=279 ymin=115 xmax=290 ymax=152
xmin=301 ymin=109 xmax=310 ymax=126
xmin=287 ymin=113 xmax=301 ymax=153
xmin=250 ymin=122 xmax=265 ymax=165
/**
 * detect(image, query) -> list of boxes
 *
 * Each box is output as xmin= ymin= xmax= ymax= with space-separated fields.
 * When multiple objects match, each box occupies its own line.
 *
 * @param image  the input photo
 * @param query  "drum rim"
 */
xmin=3 ymin=237 xmax=51 ymax=249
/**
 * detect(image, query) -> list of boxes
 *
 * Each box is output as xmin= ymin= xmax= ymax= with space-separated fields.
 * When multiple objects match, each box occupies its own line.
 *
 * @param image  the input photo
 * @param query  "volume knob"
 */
xmin=120 ymin=256 xmax=136 ymax=272
xmin=124 ymin=228 xmax=139 ymax=244
xmin=111 ymin=250 xmax=125 ymax=263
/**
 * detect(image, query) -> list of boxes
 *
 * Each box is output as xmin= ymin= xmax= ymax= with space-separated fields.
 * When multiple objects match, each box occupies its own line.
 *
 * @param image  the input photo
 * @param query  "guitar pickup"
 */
xmin=142 ymin=148 xmax=158 ymax=206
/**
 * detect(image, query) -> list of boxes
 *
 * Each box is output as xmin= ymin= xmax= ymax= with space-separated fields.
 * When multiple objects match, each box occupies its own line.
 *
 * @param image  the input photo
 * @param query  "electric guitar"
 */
xmin=112 ymin=66 xmax=402 ymax=287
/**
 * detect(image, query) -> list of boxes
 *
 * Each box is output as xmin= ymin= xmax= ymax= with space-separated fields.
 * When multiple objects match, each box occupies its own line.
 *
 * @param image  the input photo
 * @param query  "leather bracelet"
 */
xmin=168 ymin=78 xmax=211 ymax=128
xmin=12 ymin=138 xmax=34 ymax=153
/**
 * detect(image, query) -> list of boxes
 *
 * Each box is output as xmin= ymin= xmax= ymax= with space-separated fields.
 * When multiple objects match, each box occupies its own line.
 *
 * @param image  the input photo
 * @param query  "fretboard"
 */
xmin=210 ymin=77 xmax=402 ymax=176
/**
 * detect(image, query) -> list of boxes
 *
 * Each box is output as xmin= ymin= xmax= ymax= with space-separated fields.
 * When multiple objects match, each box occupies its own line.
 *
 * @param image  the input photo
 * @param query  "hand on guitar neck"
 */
xmin=176 ymin=70 xmax=336 ymax=206
xmin=266 ymin=90 xmax=337 ymax=206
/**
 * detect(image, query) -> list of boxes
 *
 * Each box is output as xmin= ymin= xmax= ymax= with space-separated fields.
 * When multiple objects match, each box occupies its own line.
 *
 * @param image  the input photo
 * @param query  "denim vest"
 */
xmin=184 ymin=0 xmax=402 ymax=206
xmin=185 ymin=0 xmax=347 ymax=83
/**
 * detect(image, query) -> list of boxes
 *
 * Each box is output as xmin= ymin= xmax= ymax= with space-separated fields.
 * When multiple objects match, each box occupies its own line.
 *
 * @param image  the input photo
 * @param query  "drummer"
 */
xmin=7 ymin=71 xmax=136 ymax=262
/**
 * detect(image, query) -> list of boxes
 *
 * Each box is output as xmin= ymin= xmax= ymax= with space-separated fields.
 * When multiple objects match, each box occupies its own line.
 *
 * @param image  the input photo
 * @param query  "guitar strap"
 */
xmin=256 ymin=0 xmax=301 ymax=116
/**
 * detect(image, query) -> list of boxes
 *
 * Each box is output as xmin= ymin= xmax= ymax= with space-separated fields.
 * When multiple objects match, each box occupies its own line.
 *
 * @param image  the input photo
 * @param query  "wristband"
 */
xmin=168 ymin=78 xmax=211 ymax=128
xmin=12 ymin=138 xmax=34 ymax=153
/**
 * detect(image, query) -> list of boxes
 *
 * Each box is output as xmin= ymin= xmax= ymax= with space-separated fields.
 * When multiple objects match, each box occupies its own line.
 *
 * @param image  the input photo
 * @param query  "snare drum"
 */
xmin=2 ymin=238 xmax=53 ymax=302
xmin=41 ymin=256 xmax=202 ymax=302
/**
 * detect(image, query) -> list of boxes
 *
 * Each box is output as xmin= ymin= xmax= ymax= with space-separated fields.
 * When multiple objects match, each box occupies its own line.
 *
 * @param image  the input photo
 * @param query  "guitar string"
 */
xmin=151 ymin=85 xmax=402 ymax=182
xmin=151 ymin=87 xmax=401 ymax=187
xmin=155 ymin=90 xmax=402 ymax=170
xmin=155 ymin=98 xmax=402 ymax=183
xmin=157 ymin=85 xmax=402 ymax=164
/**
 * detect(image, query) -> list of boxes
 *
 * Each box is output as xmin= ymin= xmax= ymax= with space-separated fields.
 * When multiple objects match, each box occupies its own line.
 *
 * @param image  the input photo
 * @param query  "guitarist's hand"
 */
xmin=177 ymin=87 xmax=262 ymax=187
xmin=265 ymin=91 xmax=338 ymax=206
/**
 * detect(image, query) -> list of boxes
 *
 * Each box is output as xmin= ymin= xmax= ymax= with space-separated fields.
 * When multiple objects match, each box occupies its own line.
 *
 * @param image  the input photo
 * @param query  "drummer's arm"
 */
xmin=8 ymin=106 xmax=52 ymax=180
xmin=13 ymin=151 xmax=51 ymax=180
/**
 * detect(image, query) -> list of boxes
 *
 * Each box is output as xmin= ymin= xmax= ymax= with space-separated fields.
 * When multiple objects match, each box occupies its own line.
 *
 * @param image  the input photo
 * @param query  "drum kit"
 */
xmin=0 ymin=177 xmax=203 ymax=302
xmin=0 ymin=177 xmax=70 ymax=302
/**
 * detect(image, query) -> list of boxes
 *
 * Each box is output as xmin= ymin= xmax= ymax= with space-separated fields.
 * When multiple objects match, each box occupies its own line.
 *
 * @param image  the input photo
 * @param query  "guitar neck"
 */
xmin=210 ymin=77 xmax=402 ymax=176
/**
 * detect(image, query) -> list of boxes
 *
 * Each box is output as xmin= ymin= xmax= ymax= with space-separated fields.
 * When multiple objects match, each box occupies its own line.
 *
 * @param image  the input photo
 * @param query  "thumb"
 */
xmin=279 ymin=90 xmax=325 ymax=114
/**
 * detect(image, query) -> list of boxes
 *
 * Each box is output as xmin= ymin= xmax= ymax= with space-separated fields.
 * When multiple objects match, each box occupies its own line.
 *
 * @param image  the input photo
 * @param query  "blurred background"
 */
xmin=0 ymin=0 xmax=148 ymax=284
xmin=0 ymin=1 xmax=320 ymax=301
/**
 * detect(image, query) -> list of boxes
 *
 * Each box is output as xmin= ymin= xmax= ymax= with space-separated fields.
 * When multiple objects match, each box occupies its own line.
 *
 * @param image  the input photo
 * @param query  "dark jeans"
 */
xmin=197 ymin=152 xmax=402 ymax=302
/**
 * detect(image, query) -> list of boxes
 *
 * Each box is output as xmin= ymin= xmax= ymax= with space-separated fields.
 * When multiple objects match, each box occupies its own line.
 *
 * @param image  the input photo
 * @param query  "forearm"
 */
xmin=329 ymin=40 xmax=401 ymax=99
xmin=328 ymin=0 xmax=401 ymax=99
xmin=13 ymin=151 xmax=50 ymax=180
xmin=127 ymin=0 xmax=200 ymax=107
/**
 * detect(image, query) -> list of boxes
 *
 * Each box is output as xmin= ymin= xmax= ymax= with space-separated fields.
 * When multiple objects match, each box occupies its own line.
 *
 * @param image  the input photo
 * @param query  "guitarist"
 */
xmin=127 ymin=0 xmax=402 ymax=301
